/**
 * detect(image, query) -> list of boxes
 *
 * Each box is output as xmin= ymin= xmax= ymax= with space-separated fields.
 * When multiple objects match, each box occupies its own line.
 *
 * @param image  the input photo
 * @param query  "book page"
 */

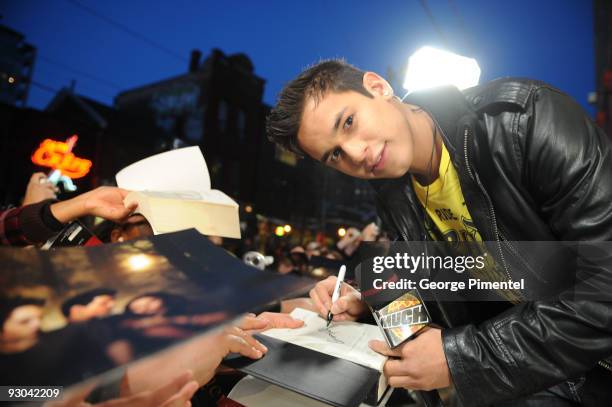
xmin=199 ymin=189 xmax=239 ymax=206
xmin=116 ymin=146 xmax=210 ymax=193
xmin=125 ymin=189 xmax=236 ymax=206
xmin=136 ymin=191 xmax=204 ymax=200
xmin=261 ymin=308 xmax=386 ymax=371
xmin=124 ymin=190 xmax=240 ymax=238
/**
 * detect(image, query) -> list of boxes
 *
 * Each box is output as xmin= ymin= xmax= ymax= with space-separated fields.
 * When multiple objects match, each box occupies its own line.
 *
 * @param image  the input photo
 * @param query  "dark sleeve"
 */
xmin=442 ymin=87 xmax=612 ymax=406
xmin=0 ymin=199 xmax=64 ymax=246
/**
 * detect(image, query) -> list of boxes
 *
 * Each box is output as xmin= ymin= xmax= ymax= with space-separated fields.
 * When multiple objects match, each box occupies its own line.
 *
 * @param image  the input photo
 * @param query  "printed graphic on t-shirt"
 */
xmin=412 ymin=144 xmax=521 ymax=303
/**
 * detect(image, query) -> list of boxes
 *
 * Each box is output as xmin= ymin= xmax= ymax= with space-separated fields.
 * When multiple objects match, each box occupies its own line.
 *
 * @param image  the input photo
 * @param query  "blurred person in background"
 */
xmin=0 ymin=295 xmax=116 ymax=387
xmin=61 ymin=289 xmax=117 ymax=323
xmin=94 ymin=214 xmax=154 ymax=244
xmin=110 ymin=214 xmax=154 ymax=243
xmin=125 ymin=292 xmax=188 ymax=317
xmin=0 ymin=296 xmax=45 ymax=354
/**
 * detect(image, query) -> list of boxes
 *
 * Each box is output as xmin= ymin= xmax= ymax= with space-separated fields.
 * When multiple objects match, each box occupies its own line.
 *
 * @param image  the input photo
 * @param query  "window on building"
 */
xmin=185 ymin=107 xmax=204 ymax=143
xmin=237 ymin=109 xmax=246 ymax=142
xmin=218 ymin=100 xmax=228 ymax=132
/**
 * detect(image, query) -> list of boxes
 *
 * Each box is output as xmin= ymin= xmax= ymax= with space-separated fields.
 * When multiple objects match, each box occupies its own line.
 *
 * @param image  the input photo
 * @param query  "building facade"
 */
xmin=114 ymin=48 xmax=377 ymax=232
xmin=0 ymin=25 xmax=36 ymax=107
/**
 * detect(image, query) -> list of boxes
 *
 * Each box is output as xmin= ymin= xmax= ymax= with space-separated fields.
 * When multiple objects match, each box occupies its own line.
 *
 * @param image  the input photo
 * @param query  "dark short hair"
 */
xmin=124 ymin=291 xmax=188 ymax=316
xmin=61 ymin=288 xmax=116 ymax=317
xmin=266 ymin=59 xmax=372 ymax=157
xmin=0 ymin=297 xmax=45 ymax=331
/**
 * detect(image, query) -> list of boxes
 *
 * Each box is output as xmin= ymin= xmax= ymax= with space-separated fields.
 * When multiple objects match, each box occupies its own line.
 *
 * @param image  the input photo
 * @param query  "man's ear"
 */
xmin=363 ymin=72 xmax=393 ymax=99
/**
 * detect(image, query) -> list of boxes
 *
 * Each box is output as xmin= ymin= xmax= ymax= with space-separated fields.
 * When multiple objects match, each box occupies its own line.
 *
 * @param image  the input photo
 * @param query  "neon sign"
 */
xmin=31 ymin=135 xmax=92 ymax=179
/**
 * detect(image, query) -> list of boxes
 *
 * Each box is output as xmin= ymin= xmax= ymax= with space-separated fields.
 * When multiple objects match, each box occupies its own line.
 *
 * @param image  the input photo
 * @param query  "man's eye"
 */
xmin=330 ymin=148 xmax=342 ymax=162
xmin=343 ymin=115 xmax=353 ymax=129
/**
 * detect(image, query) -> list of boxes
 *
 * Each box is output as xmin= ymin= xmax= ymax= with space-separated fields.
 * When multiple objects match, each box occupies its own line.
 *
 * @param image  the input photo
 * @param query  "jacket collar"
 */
xmin=401 ymin=84 xmax=476 ymax=159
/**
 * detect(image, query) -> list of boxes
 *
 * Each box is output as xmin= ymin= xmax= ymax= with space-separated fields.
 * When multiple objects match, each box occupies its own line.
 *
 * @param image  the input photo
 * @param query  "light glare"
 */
xmin=128 ymin=254 xmax=152 ymax=271
xmin=403 ymin=46 xmax=480 ymax=93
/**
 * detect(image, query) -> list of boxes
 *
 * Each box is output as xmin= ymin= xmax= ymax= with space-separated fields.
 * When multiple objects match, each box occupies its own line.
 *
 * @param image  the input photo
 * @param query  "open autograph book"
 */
xmin=225 ymin=308 xmax=391 ymax=407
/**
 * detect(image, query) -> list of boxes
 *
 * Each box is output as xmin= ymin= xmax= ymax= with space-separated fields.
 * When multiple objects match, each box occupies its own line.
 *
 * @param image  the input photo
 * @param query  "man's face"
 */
xmin=128 ymin=296 xmax=165 ymax=315
xmin=2 ymin=305 xmax=43 ymax=342
xmin=70 ymin=294 xmax=115 ymax=322
xmin=297 ymin=74 xmax=416 ymax=179
xmin=88 ymin=295 xmax=115 ymax=317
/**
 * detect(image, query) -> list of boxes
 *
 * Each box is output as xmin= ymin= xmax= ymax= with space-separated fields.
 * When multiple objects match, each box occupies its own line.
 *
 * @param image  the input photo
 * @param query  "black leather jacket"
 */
xmin=370 ymin=79 xmax=612 ymax=406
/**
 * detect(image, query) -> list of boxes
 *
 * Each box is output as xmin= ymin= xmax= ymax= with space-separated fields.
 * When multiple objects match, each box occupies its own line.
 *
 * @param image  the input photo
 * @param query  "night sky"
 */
xmin=3 ymin=1 xmax=595 ymax=115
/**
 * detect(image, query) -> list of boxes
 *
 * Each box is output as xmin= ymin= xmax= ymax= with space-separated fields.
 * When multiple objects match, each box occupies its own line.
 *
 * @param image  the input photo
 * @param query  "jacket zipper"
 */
xmin=463 ymin=127 xmax=524 ymax=300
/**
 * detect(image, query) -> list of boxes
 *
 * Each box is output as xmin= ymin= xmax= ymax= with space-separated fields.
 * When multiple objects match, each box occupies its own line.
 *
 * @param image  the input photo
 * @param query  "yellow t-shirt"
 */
xmin=412 ymin=144 xmax=481 ymax=242
xmin=411 ymin=144 xmax=520 ymax=303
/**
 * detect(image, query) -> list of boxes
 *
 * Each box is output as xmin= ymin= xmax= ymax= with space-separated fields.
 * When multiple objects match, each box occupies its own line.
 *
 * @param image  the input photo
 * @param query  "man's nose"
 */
xmin=342 ymin=138 xmax=369 ymax=166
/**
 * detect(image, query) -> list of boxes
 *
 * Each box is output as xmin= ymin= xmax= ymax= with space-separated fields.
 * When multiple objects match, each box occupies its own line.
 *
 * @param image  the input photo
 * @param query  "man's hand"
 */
xmin=23 ymin=172 xmax=58 ymax=205
xmin=45 ymin=370 xmax=198 ymax=407
xmin=80 ymin=187 xmax=137 ymax=222
xmin=369 ymin=327 xmax=451 ymax=391
xmin=309 ymin=276 xmax=367 ymax=322
xmin=50 ymin=187 xmax=137 ymax=224
xmin=238 ymin=312 xmax=304 ymax=334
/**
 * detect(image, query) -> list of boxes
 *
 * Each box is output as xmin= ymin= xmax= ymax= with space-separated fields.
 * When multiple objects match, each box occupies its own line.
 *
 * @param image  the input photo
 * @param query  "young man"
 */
xmin=267 ymin=60 xmax=612 ymax=406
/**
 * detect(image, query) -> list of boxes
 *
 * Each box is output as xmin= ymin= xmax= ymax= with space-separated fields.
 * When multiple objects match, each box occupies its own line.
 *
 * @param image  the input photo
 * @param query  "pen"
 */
xmin=327 ymin=265 xmax=346 ymax=327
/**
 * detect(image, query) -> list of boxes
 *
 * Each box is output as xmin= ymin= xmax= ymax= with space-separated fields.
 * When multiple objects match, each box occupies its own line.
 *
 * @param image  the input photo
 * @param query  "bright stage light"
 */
xmin=403 ymin=46 xmax=480 ymax=94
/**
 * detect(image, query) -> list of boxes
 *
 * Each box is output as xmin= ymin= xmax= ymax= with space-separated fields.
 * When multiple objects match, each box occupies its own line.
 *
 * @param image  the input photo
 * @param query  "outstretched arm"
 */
xmin=1 ymin=187 xmax=136 ymax=246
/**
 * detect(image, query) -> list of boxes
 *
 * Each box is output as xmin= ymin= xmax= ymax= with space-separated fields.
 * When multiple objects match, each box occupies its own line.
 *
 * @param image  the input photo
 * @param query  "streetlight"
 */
xmin=403 ymin=46 xmax=480 ymax=94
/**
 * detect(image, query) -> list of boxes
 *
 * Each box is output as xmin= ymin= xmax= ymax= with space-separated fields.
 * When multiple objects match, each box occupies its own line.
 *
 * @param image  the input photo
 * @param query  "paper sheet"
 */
xmin=261 ymin=308 xmax=386 ymax=371
xmin=116 ymin=146 xmax=211 ymax=192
